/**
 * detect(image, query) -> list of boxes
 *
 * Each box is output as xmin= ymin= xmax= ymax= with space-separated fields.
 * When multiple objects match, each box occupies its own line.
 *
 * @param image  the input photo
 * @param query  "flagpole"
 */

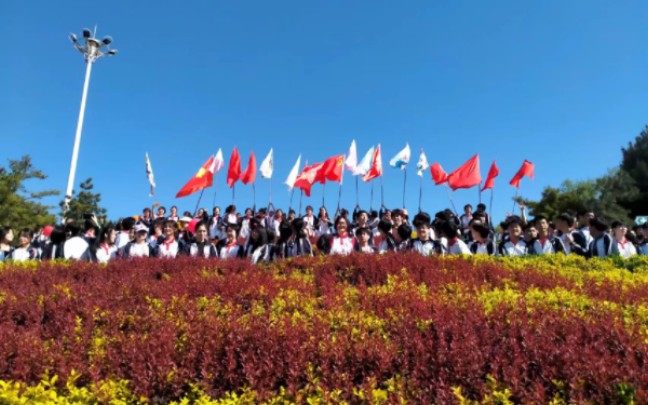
xmin=289 ymin=188 xmax=295 ymax=211
xmin=355 ymin=176 xmax=359 ymax=208
xmin=490 ymin=188 xmax=494 ymax=228
xmin=299 ymin=190 xmax=303 ymax=216
xmin=370 ymin=182 xmax=374 ymax=211
xmin=232 ymin=184 xmax=235 ymax=205
xmin=418 ymin=175 xmax=423 ymax=213
xmin=479 ymin=183 xmax=482 ymax=204
xmin=253 ymin=183 xmax=256 ymax=212
xmin=322 ymin=182 xmax=326 ymax=208
xmin=194 ymin=189 xmax=205 ymax=217
xmin=212 ymin=180 xmax=218 ymax=208
xmin=444 ymin=184 xmax=459 ymax=216
xmin=512 ymin=188 xmax=519 ymax=214
xmin=380 ymin=174 xmax=385 ymax=209
xmin=402 ymin=168 xmax=407 ymax=209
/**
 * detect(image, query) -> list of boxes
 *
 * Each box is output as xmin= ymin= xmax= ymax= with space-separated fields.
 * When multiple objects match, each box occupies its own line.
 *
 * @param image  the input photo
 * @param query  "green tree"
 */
xmin=619 ymin=125 xmax=648 ymax=217
xmin=60 ymin=178 xmax=107 ymax=224
xmin=520 ymin=169 xmax=637 ymax=224
xmin=0 ymin=156 xmax=59 ymax=229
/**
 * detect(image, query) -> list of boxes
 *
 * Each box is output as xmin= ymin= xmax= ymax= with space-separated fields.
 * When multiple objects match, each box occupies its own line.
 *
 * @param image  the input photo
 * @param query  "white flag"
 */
xmin=145 ymin=152 xmax=156 ymax=196
xmin=389 ymin=143 xmax=411 ymax=170
xmin=260 ymin=148 xmax=274 ymax=179
xmin=345 ymin=140 xmax=357 ymax=173
xmin=416 ymin=149 xmax=430 ymax=177
xmin=285 ymin=154 xmax=301 ymax=190
xmin=355 ymin=146 xmax=375 ymax=176
xmin=213 ymin=148 xmax=225 ymax=173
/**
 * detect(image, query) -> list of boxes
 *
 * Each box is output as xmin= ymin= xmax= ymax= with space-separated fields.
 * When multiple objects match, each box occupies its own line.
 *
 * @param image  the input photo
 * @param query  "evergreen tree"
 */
xmin=619 ymin=125 xmax=648 ymax=217
xmin=0 ymin=156 xmax=58 ymax=230
xmin=60 ymin=178 xmax=108 ymax=224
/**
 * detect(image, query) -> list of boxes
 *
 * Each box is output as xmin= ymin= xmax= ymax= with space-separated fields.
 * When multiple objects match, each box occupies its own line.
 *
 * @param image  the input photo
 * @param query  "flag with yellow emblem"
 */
xmin=175 ymin=154 xmax=217 ymax=198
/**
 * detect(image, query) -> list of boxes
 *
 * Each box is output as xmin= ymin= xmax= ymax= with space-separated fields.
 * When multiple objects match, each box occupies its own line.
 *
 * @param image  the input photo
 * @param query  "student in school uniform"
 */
xmin=186 ymin=221 xmax=217 ymax=258
xmin=156 ymin=220 xmax=184 ymax=258
xmin=577 ymin=211 xmax=595 ymax=248
xmin=529 ymin=216 xmax=566 ymax=255
xmin=292 ymin=218 xmax=314 ymax=257
xmin=377 ymin=220 xmax=397 ymax=254
xmin=11 ymin=229 xmax=39 ymax=262
xmin=410 ymin=212 xmax=443 ymax=256
xmin=637 ymin=223 xmax=648 ymax=255
xmin=0 ymin=228 xmax=15 ymax=261
xmin=246 ymin=220 xmax=272 ymax=264
xmin=122 ymin=223 xmax=154 ymax=258
xmin=610 ymin=221 xmax=637 ymax=258
xmin=64 ymin=224 xmax=91 ymax=261
xmin=141 ymin=208 xmax=153 ymax=229
xmin=156 ymin=206 xmax=167 ymax=220
xmin=168 ymin=206 xmax=180 ymax=222
xmin=208 ymin=206 xmax=223 ymax=242
xmin=95 ymin=226 xmax=118 ymax=264
xmin=440 ymin=220 xmax=471 ymax=255
xmin=498 ymin=217 xmax=528 ymax=256
xmin=115 ymin=217 xmax=136 ymax=251
xmin=41 ymin=226 xmax=67 ymax=260
xmin=554 ymin=213 xmax=588 ymax=256
xmin=217 ymin=223 xmax=245 ymax=259
xmin=328 ymin=216 xmax=356 ymax=256
xmin=459 ymin=204 xmax=473 ymax=237
xmin=588 ymin=217 xmax=613 ymax=258
xmin=469 ymin=222 xmax=496 ymax=255
xmin=354 ymin=227 xmax=376 ymax=253
xmin=315 ymin=206 xmax=333 ymax=237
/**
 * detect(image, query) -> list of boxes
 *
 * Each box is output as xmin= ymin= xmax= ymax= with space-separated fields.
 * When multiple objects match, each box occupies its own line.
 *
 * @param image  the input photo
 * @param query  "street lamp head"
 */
xmin=69 ymin=33 xmax=78 ymax=43
xmin=82 ymin=28 xmax=92 ymax=38
xmin=102 ymin=36 xmax=112 ymax=45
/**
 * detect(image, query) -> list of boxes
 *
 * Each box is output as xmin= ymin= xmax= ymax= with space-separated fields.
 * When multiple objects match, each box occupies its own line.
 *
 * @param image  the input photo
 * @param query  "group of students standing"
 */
xmin=1 ymin=202 xmax=646 ymax=264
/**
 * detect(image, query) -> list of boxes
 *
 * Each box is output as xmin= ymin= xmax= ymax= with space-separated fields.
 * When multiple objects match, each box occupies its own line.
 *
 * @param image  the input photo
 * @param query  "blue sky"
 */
xmin=2 ymin=1 xmax=647 ymax=223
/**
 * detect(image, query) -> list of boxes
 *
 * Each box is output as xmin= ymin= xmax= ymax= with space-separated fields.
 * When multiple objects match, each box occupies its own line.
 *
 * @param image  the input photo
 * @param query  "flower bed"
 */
xmin=0 ymin=254 xmax=647 ymax=404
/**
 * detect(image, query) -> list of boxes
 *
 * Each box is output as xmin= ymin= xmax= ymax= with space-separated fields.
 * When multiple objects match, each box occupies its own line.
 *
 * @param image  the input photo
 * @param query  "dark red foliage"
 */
xmin=0 ymin=255 xmax=645 ymax=403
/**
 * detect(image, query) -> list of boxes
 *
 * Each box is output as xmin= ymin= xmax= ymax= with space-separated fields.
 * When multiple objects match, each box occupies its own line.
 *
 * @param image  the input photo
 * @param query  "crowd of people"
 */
xmin=1 ymin=202 xmax=646 ymax=264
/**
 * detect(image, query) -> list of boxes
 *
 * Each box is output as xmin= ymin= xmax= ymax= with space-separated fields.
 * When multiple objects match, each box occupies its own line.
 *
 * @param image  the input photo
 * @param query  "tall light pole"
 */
xmin=64 ymin=28 xmax=117 ymax=213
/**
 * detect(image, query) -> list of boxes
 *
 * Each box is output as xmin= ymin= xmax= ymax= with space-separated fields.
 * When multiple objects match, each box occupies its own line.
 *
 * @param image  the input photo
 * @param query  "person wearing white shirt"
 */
xmin=217 ymin=223 xmax=244 ymax=259
xmin=63 ymin=224 xmax=90 ymax=260
xmin=123 ymin=224 xmax=153 ymax=258
xmin=499 ymin=217 xmax=528 ymax=256
xmin=95 ymin=226 xmax=118 ymax=264
xmin=410 ymin=212 xmax=442 ymax=256
xmin=610 ymin=221 xmax=637 ymax=258
xmin=11 ymin=229 xmax=38 ymax=262
xmin=469 ymin=222 xmax=496 ymax=255
xmin=156 ymin=220 xmax=182 ymax=258
xmin=638 ymin=223 xmax=648 ymax=255
xmin=329 ymin=216 xmax=355 ymax=256
xmin=439 ymin=219 xmax=470 ymax=255
xmin=115 ymin=217 xmax=136 ymax=251
xmin=354 ymin=227 xmax=375 ymax=253
xmin=588 ymin=218 xmax=613 ymax=258
xmin=187 ymin=222 xmax=217 ymax=258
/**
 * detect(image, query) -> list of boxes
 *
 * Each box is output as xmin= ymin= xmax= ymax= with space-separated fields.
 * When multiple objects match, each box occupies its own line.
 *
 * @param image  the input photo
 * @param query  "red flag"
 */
xmin=509 ymin=160 xmax=534 ymax=188
xmin=362 ymin=145 xmax=383 ymax=182
xmin=294 ymin=163 xmax=323 ymax=197
xmin=317 ymin=154 xmax=345 ymax=183
xmin=430 ymin=163 xmax=448 ymax=185
xmin=227 ymin=147 xmax=241 ymax=188
xmin=176 ymin=155 xmax=216 ymax=198
xmin=481 ymin=161 xmax=500 ymax=191
xmin=447 ymin=154 xmax=481 ymax=190
xmin=239 ymin=152 xmax=257 ymax=185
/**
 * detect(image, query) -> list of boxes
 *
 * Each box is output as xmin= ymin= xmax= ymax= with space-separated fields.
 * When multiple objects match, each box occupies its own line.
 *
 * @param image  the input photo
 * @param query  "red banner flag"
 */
xmin=509 ymin=160 xmax=534 ymax=188
xmin=447 ymin=154 xmax=481 ymax=190
xmin=430 ymin=162 xmax=448 ymax=185
xmin=481 ymin=161 xmax=499 ymax=191
xmin=239 ymin=152 xmax=257 ymax=185
xmin=317 ymin=154 xmax=345 ymax=183
xmin=362 ymin=145 xmax=383 ymax=182
xmin=294 ymin=163 xmax=323 ymax=197
xmin=227 ymin=147 xmax=241 ymax=188
xmin=176 ymin=155 xmax=216 ymax=198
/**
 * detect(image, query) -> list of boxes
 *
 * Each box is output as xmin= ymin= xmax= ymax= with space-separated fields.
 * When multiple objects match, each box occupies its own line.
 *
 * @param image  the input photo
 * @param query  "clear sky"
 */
xmin=2 ymin=1 xmax=647 ymax=223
